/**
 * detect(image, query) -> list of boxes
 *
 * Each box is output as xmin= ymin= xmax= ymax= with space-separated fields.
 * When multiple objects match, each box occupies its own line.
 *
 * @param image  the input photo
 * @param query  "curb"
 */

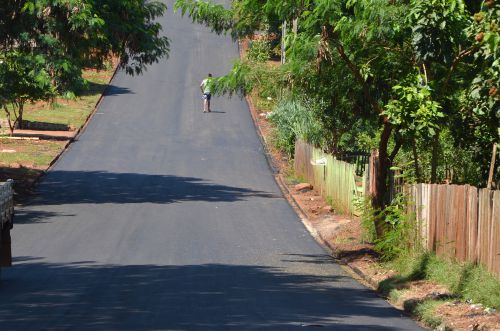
xmin=48 ymin=63 xmax=121 ymax=172
xmin=23 ymin=63 xmax=121 ymax=191
xmin=238 ymin=40 xmax=376 ymax=286
xmin=241 ymin=74 xmax=437 ymax=331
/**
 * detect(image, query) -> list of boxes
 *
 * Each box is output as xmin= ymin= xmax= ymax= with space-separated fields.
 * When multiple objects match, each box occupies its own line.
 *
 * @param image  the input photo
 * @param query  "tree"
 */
xmin=0 ymin=0 xmax=170 ymax=132
xmin=0 ymin=52 xmax=54 ymax=134
xmin=174 ymin=0 xmax=498 ymax=237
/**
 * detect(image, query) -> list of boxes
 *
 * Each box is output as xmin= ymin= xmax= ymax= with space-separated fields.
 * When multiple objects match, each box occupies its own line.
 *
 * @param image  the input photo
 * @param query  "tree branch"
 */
xmin=335 ymin=44 xmax=383 ymax=114
xmin=444 ymin=45 xmax=479 ymax=87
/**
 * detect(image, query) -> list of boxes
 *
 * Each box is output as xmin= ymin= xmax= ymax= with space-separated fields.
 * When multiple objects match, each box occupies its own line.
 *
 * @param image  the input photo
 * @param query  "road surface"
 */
xmin=0 ymin=2 xmax=423 ymax=330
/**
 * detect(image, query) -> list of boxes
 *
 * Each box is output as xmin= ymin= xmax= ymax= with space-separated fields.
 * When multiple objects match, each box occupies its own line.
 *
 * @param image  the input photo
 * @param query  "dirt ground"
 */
xmin=240 ymin=38 xmax=499 ymax=331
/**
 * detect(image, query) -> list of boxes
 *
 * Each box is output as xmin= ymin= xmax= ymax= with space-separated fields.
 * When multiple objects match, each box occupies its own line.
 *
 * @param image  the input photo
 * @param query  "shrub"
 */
xmin=267 ymin=97 xmax=325 ymax=156
xmin=247 ymin=39 xmax=272 ymax=62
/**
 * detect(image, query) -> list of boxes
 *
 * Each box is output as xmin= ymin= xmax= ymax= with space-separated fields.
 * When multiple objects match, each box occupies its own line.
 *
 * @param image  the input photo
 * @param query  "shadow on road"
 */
xmin=0 ymin=259 xmax=411 ymax=330
xmin=24 ymin=171 xmax=278 ymax=208
xmin=76 ymin=82 xmax=133 ymax=97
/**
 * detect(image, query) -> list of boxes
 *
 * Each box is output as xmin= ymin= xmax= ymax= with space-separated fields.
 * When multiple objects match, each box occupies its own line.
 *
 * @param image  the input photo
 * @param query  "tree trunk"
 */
xmin=431 ymin=132 xmax=440 ymax=183
xmin=372 ymin=121 xmax=392 ymax=238
xmin=3 ymin=106 xmax=13 ymax=136
xmin=17 ymin=103 xmax=24 ymax=130
xmin=412 ymin=139 xmax=421 ymax=182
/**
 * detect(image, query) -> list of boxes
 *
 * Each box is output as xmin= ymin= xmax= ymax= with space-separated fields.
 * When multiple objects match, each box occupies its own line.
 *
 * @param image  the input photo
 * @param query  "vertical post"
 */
xmin=281 ymin=20 xmax=287 ymax=64
xmin=487 ymin=143 xmax=497 ymax=190
xmin=292 ymin=18 xmax=298 ymax=34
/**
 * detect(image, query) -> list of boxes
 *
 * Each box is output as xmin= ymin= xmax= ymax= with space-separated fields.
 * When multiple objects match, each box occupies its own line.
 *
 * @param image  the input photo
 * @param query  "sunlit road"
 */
xmin=0 ymin=1 xmax=423 ymax=330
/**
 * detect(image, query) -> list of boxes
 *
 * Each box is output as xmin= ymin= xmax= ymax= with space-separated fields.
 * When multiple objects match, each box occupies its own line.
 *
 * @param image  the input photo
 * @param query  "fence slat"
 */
xmin=295 ymin=140 xmax=500 ymax=276
xmin=455 ymin=185 xmax=467 ymax=261
xmin=467 ymin=186 xmax=479 ymax=262
xmin=491 ymin=191 xmax=500 ymax=275
xmin=294 ymin=140 xmax=366 ymax=216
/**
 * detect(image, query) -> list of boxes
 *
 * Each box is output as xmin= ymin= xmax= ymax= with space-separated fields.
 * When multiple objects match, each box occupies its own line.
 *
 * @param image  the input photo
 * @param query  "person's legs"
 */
xmin=207 ymin=94 xmax=211 ymax=112
xmin=202 ymin=94 xmax=208 ymax=112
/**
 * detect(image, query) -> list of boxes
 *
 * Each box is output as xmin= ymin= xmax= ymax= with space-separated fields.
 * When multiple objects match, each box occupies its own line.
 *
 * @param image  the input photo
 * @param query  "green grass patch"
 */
xmin=1 ymin=66 xmax=114 ymax=130
xmin=0 ymin=139 xmax=64 ymax=168
xmin=409 ymin=299 xmax=444 ymax=329
xmin=284 ymin=173 xmax=306 ymax=186
xmin=385 ymin=252 xmax=500 ymax=309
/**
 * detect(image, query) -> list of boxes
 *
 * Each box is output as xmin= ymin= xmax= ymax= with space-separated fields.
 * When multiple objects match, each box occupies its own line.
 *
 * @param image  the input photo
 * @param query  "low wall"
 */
xmin=0 ymin=180 xmax=14 ymax=267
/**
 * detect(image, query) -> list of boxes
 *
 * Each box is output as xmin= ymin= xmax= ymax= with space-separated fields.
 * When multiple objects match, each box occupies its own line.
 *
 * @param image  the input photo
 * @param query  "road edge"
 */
xmin=31 ymin=64 xmax=121 ymax=187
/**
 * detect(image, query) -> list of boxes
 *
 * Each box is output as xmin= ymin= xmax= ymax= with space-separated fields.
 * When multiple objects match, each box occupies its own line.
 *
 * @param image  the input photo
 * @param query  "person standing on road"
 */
xmin=200 ymin=73 xmax=213 ymax=113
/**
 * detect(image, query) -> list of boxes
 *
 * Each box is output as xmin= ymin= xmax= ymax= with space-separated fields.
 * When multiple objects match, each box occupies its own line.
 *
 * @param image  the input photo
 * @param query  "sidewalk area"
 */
xmin=12 ymin=130 xmax=77 ymax=141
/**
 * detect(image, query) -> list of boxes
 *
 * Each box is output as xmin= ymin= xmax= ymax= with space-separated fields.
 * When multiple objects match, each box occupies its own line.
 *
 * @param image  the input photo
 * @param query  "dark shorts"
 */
xmin=203 ymin=93 xmax=211 ymax=101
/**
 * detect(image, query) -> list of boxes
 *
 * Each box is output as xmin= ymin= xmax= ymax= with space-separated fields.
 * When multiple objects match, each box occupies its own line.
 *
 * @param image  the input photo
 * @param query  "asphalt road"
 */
xmin=0 ymin=2 xmax=423 ymax=330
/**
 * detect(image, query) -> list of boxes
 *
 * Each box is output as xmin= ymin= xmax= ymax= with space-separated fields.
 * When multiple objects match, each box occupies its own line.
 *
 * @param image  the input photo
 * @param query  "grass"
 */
xmin=284 ymin=173 xmax=306 ymax=186
xmin=409 ymin=299 xmax=445 ymax=329
xmin=0 ymin=139 xmax=65 ymax=168
xmin=0 ymin=63 xmax=116 ymax=198
xmin=380 ymin=251 xmax=500 ymax=311
xmin=1 ymin=66 xmax=114 ymax=131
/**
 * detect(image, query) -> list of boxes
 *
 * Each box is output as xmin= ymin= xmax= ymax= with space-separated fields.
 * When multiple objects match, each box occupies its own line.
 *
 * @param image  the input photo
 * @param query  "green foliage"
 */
xmin=174 ymin=0 xmax=234 ymax=36
xmin=463 ymin=1 xmax=500 ymax=184
xmin=0 ymin=51 xmax=55 ymax=132
xmin=0 ymin=0 xmax=169 ymax=130
xmin=178 ymin=0 xmax=499 ymax=241
xmin=387 ymin=251 xmax=500 ymax=309
xmin=370 ymin=194 xmax=419 ymax=261
xmin=247 ymin=39 xmax=272 ymax=62
xmin=394 ymin=128 xmax=487 ymax=185
xmin=409 ymin=0 xmax=469 ymax=65
xmin=359 ymin=198 xmax=377 ymax=243
xmin=361 ymin=193 xmax=422 ymax=260
xmin=384 ymin=74 xmax=444 ymax=139
xmin=268 ymin=97 xmax=325 ymax=156
xmin=211 ymin=60 xmax=283 ymax=99
xmin=411 ymin=300 xmax=443 ymax=329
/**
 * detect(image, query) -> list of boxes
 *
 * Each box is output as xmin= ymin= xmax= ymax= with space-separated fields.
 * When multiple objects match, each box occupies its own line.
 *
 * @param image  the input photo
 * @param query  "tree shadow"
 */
xmin=20 ymin=121 xmax=71 ymax=131
xmin=77 ymin=82 xmax=133 ymax=97
xmin=13 ymin=209 xmax=75 ymax=224
xmin=24 ymin=171 xmax=280 ymax=207
xmin=0 ymin=260 xmax=420 ymax=330
xmin=281 ymin=253 xmax=337 ymax=265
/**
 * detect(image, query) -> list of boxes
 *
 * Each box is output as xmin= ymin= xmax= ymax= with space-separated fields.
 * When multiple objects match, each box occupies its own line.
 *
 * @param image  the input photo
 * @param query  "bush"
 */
xmin=247 ymin=39 xmax=272 ymax=62
xmin=361 ymin=194 xmax=419 ymax=261
xmin=387 ymin=252 xmax=500 ymax=309
xmin=267 ymin=97 xmax=326 ymax=156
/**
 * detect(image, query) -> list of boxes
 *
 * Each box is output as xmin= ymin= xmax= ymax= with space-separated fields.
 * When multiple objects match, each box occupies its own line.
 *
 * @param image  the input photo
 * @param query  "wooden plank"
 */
xmin=478 ymin=189 xmax=492 ymax=267
xmin=455 ymin=185 xmax=467 ymax=261
xmin=429 ymin=184 xmax=438 ymax=251
xmin=490 ymin=191 xmax=500 ymax=276
xmin=444 ymin=185 xmax=456 ymax=258
xmin=434 ymin=184 xmax=447 ymax=256
xmin=466 ymin=186 xmax=479 ymax=262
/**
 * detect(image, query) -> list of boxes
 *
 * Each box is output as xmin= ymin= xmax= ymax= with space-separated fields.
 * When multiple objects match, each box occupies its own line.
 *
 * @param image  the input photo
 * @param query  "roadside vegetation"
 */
xmin=1 ymin=0 xmax=170 ymax=134
xmin=174 ymin=0 xmax=499 ymax=328
xmin=0 ymin=1 xmax=170 ymax=197
xmin=0 ymin=63 xmax=116 ymax=197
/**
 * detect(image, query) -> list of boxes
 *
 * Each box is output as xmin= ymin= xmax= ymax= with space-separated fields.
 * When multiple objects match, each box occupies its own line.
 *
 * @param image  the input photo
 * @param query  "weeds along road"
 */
xmin=0 ymin=1 xmax=423 ymax=330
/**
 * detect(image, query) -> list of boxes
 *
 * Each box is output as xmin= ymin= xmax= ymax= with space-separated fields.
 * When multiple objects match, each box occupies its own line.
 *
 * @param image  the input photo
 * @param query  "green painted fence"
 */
xmin=294 ymin=140 xmax=367 ymax=216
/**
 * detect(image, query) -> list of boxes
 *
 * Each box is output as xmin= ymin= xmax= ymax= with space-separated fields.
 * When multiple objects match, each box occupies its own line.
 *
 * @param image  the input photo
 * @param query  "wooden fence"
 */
xmin=407 ymin=184 xmax=500 ymax=276
xmin=293 ymin=140 xmax=500 ymax=275
xmin=294 ymin=140 xmax=366 ymax=216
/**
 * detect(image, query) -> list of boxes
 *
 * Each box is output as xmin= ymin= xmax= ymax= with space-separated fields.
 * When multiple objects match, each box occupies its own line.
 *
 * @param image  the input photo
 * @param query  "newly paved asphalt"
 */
xmin=0 ymin=1 xmax=423 ymax=330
